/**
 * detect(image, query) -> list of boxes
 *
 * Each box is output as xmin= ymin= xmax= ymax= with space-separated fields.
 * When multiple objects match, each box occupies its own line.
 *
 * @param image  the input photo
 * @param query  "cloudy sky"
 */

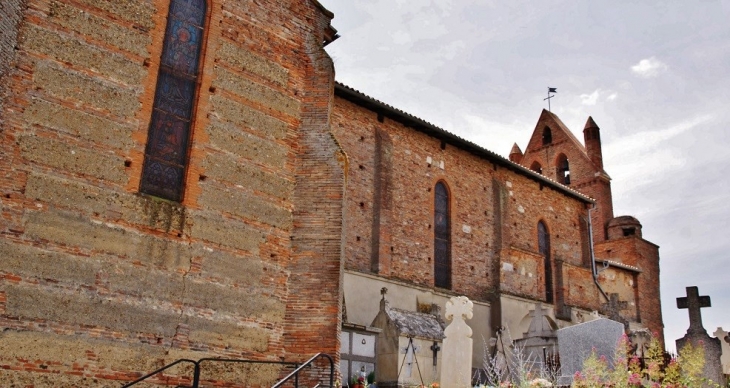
xmin=321 ymin=0 xmax=730 ymax=351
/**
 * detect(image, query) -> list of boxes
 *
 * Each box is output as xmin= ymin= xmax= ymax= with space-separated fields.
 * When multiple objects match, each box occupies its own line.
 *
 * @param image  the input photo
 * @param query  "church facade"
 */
xmin=0 ymin=0 xmax=661 ymax=386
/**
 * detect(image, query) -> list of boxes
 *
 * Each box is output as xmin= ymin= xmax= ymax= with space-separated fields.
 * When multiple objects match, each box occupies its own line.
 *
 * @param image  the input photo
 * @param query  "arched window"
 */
xmin=434 ymin=181 xmax=451 ymax=289
xmin=556 ymin=153 xmax=570 ymax=185
xmin=140 ymin=0 xmax=207 ymax=201
xmin=538 ymin=221 xmax=553 ymax=303
xmin=530 ymin=161 xmax=543 ymax=174
xmin=542 ymin=126 xmax=552 ymax=145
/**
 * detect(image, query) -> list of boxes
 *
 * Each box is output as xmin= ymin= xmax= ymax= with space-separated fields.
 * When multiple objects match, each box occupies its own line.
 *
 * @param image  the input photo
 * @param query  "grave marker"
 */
xmin=440 ymin=296 xmax=473 ymax=388
xmin=556 ymin=318 xmax=624 ymax=386
xmin=675 ymin=286 xmax=725 ymax=387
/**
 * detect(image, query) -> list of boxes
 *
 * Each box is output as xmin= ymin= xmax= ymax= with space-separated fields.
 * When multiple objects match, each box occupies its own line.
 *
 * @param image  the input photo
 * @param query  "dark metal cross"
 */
xmin=544 ymin=87 xmax=557 ymax=111
xmin=430 ymin=342 xmax=440 ymax=366
xmin=677 ymin=286 xmax=711 ymax=335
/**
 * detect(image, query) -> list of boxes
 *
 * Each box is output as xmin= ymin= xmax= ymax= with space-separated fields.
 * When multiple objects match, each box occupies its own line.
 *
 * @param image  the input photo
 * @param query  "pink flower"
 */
xmin=628 ymin=373 xmax=641 ymax=385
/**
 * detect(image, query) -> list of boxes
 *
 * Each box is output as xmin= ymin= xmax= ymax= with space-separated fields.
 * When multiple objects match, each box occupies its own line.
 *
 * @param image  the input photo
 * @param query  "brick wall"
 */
xmin=332 ymin=96 xmax=607 ymax=314
xmin=0 ymin=0 xmax=25 ymax=81
xmin=519 ymin=110 xmax=663 ymax=340
xmin=0 ymin=0 xmax=342 ymax=386
xmin=520 ymin=111 xmax=614 ymax=242
xmin=595 ymin=237 xmax=664 ymax=343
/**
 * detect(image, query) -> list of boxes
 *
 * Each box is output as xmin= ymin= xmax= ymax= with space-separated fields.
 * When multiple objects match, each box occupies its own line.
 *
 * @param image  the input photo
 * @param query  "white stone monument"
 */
xmin=440 ymin=296 xmax=474 ymax=388
xmin=712 ymin=327 xmax=730 ymax=375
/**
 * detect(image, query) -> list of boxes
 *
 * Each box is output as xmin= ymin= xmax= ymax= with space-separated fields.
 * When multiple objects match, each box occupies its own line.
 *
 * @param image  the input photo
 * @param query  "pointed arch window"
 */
xmin=434 ymin=181 xmax=451 ymax=289
xmin=556 ymin=153 xmax=570 ymax=185
xmin=530 ymin=161 xmax=543 ymax=174
xmin=538 ymin=221 xmax=553 ymax=303
xmin=542 ymin=126 xmax=552 ymax=145
xmin=140 ymin=0 xmax=207 ymax=201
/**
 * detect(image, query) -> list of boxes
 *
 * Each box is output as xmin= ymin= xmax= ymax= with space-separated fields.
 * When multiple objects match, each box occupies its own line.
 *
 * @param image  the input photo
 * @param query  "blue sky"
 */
xmin=321 ymin=0 xmax=730 ymax=352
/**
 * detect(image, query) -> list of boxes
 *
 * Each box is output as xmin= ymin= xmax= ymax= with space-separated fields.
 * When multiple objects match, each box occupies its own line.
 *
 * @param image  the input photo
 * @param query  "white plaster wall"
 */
xmin=344 ymin=271 xmax=491 ymax=368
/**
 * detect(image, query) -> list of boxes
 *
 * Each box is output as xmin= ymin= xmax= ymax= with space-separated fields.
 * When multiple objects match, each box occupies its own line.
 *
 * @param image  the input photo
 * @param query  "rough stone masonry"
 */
xmin=0 ymin=0 xmax=343 ymax=386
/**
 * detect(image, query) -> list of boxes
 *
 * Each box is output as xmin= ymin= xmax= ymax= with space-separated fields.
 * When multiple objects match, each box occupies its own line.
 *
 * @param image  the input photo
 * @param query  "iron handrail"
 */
xmin=120 ymin=355 xmax=332 ymax=388
xmin=195 ymin=358 xmax=300 ymax=387
xmin=271 ymin=353 xmax=334 ymax=388
xmin=121 ymin=358 xmax=197 ymax=387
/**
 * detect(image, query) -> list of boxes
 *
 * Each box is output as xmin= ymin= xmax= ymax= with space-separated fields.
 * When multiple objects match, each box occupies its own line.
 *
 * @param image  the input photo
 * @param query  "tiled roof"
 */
xmin=386 ymin=307 xmax=445 ymax=340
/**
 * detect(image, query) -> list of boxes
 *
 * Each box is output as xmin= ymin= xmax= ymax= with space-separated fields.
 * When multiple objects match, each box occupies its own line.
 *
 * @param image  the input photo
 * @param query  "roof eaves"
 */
xmin=334 ymin=82 xmax=594 ymax=204
xmin=596 ymin=259 xmax=643 ymax=273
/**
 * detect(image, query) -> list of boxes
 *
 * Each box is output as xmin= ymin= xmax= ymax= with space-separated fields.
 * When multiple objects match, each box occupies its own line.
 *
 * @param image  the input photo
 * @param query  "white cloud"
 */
xmin=606 ymin=114 xmax=713 ymax=156
xmin=631 ymin=57 xmax=668 ymax=78
xmin=579 ymin=89 xmax=618 ymax=105
xmin=580 ymin=89 xmax=600 ymax=105
xmin=605 ymin=114 xmax=714 ymax=198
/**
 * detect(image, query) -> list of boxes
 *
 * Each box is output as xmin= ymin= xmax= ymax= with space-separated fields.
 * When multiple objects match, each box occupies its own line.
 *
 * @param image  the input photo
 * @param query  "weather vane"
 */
xmin=544 ymin=87 xmax=557 ymax=111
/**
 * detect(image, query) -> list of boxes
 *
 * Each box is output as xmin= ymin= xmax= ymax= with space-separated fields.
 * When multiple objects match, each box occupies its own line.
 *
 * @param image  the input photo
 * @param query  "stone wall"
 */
xmin=0 ymin=0 xmax=342 ymax=386
xmin=0 ymin=0 xmax=25 ymax=81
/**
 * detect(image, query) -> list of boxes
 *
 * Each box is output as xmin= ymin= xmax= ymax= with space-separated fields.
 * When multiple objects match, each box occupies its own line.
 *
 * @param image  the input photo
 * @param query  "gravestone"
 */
xmin=675 ymin=286 xmax=725 ymax=387
xmin=556 ymin=318 xmax=624 ymax=386
xmin=513 ymin=303 xmax=558 ymax=371
xmin=370 ymin=288 xmax=444 ymax=388
xmin=711 ymin=327 xmax=730 ymax=375
xmin=440 ymin=296 xmax=473 ymax=388
xmin=628 ymin=328 xmax=652 ymax=358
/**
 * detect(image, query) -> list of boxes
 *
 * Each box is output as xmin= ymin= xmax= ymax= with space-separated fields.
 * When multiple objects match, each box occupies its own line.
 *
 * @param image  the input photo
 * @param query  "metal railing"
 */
xmin=271 ymin=353 xmax=334 ymax=388
xmin=120 ymin=356 xmax=323 ymax=388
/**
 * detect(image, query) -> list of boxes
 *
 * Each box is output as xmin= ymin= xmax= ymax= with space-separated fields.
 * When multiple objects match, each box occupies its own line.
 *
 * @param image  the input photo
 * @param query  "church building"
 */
xmin=0 ymin=0 xmax=661 ymax=386
xmin=334 ymin=86 xmax=662 ymax=385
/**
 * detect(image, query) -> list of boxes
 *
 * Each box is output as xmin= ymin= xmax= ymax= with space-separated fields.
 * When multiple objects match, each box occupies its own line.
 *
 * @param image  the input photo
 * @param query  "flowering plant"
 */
xmin=528 ymin=378 xmax=552 ymax=387
xmin=572 ymin=334 xmax=710 ymax=388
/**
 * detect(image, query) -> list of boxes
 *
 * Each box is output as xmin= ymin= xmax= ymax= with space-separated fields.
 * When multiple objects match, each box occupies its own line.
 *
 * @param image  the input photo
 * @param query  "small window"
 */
xmin=623 ymin=228 xmax=636 ymax=236
xmin=530 ymin=161 xmax=543 ymax=174
xmin=556 ymin=153 xmax=570 ymax=185
xmin=542 ymin=126 xmax=552 ymax=145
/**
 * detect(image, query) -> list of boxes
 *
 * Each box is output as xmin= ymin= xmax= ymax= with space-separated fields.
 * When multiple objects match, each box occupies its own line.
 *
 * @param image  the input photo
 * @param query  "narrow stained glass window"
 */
xmin=140 ymin=0 xmax=206 ymax=201
xmin=434 ymin=181 xmax=451 ymax=289
xmin=538 ymin=221 xmax=553 ymax=303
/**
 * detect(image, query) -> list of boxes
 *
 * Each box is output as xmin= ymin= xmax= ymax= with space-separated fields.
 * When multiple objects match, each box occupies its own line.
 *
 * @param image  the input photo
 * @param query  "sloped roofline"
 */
xmin=543 ymin=109 xmax=588 ymax=154
xmin=334 ymin=82 xmax=594 ymax=204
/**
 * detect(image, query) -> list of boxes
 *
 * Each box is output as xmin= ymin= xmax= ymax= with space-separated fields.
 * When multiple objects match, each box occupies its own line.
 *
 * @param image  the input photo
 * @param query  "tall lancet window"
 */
xmin=538 ymin=221 xmax=553 ymax=303
xmin=140 ymin=0 xmax=207 ymax=201
xmin=434 ymin=181 xmax=451 ymax=289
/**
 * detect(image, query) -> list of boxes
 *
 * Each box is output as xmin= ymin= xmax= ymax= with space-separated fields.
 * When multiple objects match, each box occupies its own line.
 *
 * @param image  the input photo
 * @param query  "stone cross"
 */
xmin=602 ymin=293 xmax=629 ymax=329
xmin=525 ymin=302 xmax=553 ymax=337
xmin=712 ymin=327 xmax=730 ymax=374
xmin=400 ymin=339 xmax=420 ymax=377
xmin=677 ymin=286 xmax=711 ymax=335
xmin=445 ymin=296 xmax=474 ymax=323
xmin=441 ymin=296 xmax=474 ymax=388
